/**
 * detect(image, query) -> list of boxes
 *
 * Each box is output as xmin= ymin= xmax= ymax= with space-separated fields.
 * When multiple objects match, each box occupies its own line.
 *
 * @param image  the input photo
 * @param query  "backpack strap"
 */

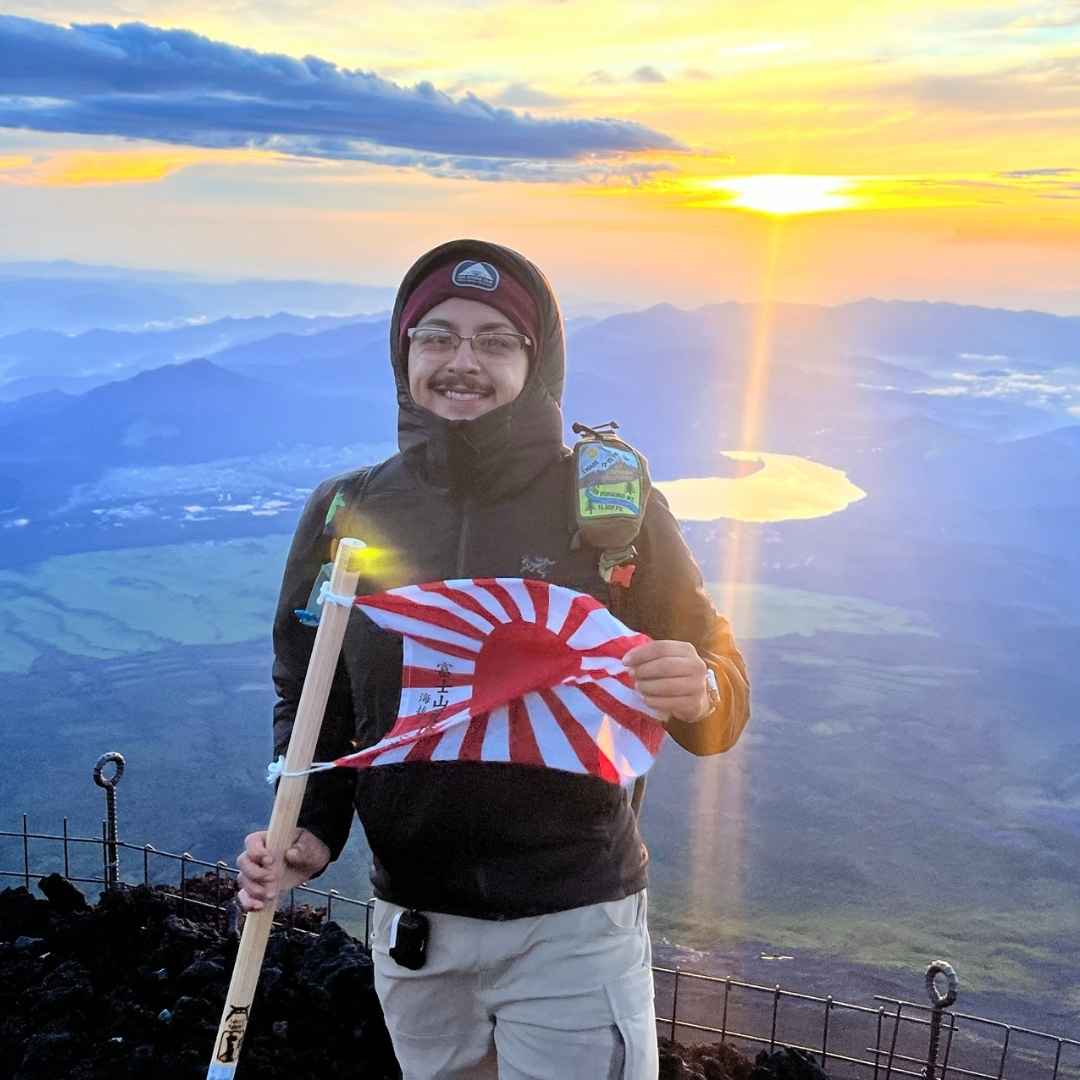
xmin=569 ymin=422 xmax=651 ymax=818
xmin=294 ymin=468 xmax=374 ymax=627
xmin=324 ymin=467 xmax=374 ymax=559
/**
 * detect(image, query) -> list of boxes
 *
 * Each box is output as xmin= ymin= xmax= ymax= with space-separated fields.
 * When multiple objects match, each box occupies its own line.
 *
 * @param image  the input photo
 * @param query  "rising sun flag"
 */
xmin=282 ymin=577 xmax=667 ymax=783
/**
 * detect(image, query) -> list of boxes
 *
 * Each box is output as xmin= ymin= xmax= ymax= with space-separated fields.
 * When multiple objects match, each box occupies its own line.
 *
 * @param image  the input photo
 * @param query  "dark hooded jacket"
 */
xmin=271 ymin=239 xmax=749 ymax=919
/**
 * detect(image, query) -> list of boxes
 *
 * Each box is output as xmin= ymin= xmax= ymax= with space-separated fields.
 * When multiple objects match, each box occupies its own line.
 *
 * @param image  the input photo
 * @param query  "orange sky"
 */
xmin=1 ymin=2 xmax=1078 ymax=312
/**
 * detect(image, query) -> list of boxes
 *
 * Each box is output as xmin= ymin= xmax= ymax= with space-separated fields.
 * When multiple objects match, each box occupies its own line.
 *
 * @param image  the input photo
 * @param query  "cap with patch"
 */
xmin=398 ymin=256 xmax=540 ymax=360
xmin=452 ymin=260 xmax=500 ymax=291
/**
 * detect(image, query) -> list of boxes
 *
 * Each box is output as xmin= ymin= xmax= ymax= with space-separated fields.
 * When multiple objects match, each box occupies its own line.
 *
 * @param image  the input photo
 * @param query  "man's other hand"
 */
xmin=623 ymin=640 xmax=710 ymax=724
xmin=236 ymin=827 xmax=331 ymax=912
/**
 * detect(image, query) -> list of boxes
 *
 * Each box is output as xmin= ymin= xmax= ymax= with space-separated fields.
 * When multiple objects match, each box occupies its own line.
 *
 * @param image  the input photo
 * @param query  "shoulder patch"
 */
xmin=451 ymin=260 xmax=500 ymax=291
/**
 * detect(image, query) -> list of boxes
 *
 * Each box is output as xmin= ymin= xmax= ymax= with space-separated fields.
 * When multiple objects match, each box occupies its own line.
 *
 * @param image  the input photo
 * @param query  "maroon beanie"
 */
xmin=398 ymin=256 xmax=541 ymax=360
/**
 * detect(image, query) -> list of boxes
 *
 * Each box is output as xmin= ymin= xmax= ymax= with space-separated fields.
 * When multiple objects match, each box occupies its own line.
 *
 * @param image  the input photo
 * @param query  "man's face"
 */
xmin=407 ymin=297 xmax=529 ymax=421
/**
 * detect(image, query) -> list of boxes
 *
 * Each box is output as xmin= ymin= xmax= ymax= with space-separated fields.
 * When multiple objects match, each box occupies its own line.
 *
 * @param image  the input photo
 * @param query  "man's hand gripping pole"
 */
xmin=207 ymin=538 xmax=365 ymax=1080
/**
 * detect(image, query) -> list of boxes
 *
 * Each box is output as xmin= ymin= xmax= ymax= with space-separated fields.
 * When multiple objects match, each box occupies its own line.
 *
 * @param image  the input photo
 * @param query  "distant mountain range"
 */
xmin=0 ymin=290 xmax=1077 ymax=522
xmin=0 ymin=313 xmax=374 ymax=399
xmin=0 ymin=260 xmax=396 ymax=336
xmin=0 ymin=355 xmax=399 ymax=512
xmin=2 ymin=260 xmax=1078 ymax=395
xmin=1 ymin=267 xmax=1079 ymax=583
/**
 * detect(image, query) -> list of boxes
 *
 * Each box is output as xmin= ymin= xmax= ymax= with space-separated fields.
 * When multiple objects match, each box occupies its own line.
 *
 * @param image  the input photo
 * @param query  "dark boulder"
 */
xmin=177 ymin=955 xmax=227 ymax=992
xmin=38 ymin=958 xmax=94 ymax=1019
xmin=750 ymin=1047 xmax=831 ymax=1080
xmin=0 ymin=887 xmax=49 ymax=941
xmin=14 ymin=1031 xmax=79 ymax=1080
xmin=659 ymin=1037 xmax=779 ymax=1080
xmin=299 ymin=919 xmax=376 ymax=1000
xmin=660 ymin=1036 xmax=799 ymax=1080
xmin=39 ymin=873 xmax=90 ymax=914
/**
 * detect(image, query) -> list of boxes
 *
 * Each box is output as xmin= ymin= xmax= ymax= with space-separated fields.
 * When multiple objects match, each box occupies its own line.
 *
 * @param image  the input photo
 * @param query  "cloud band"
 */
xmin=0 ymin=16 xmax=683 ymax=179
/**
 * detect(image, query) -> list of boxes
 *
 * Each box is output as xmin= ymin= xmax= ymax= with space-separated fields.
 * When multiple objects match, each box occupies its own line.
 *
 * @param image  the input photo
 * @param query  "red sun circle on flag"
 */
xmin=468 ymin=621 xmax=582 ymax=719
xmin=328 ymin=577 xmax=666 ymax=782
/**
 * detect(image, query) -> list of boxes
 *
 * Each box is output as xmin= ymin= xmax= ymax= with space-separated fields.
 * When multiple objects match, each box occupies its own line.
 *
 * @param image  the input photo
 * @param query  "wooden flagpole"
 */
xmin=207 ymin=537 xmax=366 ymax=1080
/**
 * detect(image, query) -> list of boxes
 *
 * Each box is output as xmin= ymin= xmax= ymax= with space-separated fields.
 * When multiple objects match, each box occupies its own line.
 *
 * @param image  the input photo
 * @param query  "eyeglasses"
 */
xmin=407 ymin=327 xmax=532 ymax=360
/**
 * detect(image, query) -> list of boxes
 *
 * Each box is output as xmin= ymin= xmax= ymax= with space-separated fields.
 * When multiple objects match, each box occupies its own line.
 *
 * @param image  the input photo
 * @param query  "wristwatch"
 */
xmin=702 ymin=667 xmax=722 ymax=716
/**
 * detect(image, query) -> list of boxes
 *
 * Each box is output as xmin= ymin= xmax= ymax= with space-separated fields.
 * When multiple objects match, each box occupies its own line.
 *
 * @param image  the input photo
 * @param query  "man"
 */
xmin=238 ymin=239 xmax=750 ymax=1079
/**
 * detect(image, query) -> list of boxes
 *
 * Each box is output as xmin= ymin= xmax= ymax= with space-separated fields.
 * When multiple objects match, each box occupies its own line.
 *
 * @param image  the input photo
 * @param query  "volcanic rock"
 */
xmin=39 ymin=872 xmax=91 ymax=914
xmin=750 ymin=1047 xmax=832 ymax=1079
xmin=0 ymin=887 xmax=49 ymax=940
xmin=0 ymin=875 xmax=399 ymax=1079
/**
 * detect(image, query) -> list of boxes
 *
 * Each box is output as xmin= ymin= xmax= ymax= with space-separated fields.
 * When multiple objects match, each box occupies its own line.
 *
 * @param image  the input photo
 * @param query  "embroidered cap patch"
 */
xmin=452 ymin=260 xmax=500 ymax=291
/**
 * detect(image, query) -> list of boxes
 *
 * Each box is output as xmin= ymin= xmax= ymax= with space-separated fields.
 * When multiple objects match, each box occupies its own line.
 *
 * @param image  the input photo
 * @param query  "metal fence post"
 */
xmin=215 ymin=861 xmax=229 ymax=931
xmin=821 ymin=994 xmax=833 ymax=1069
xmin=995 ymin=1027 xmax=1011 ymax=1080
xmin=924 ymin=961 xmax=958 ymax=1080
xmin=180 ymin=852 xmax=192 ymax=914
xmin=671 ymin=967 xmax=680 ymax=1041
xmin=21 ymin=813 xmax=29 ymax=889
xmin=92 ymin=752 xmax=125 ymax=889
xmin=940 ymin=1011 xmax=957 ymax=1080
xmin=874 ymin=1006 xmax=885 ymax=1080
xmin=884 ymin=1001 xmax=903 ymax=1080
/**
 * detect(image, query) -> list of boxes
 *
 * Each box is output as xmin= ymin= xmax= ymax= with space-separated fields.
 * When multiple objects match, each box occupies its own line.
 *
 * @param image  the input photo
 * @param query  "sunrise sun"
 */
xmin=699 ymin=174 xmax=859 ymax=215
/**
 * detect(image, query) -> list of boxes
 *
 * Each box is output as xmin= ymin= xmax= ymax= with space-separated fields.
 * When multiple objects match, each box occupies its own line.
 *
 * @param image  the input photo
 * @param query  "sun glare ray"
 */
xmin=688 ymin=215 xmax=788 ymax=934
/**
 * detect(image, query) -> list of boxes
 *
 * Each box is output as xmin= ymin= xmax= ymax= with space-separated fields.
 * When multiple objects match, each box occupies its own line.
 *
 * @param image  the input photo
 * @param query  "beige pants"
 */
xmin=371 ymin=891 xmax=658 ymax=1080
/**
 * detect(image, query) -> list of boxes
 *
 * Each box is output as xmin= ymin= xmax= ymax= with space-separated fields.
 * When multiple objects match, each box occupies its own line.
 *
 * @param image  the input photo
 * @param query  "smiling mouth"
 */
xmin=432 ymin=383 xmax=492 ymax=401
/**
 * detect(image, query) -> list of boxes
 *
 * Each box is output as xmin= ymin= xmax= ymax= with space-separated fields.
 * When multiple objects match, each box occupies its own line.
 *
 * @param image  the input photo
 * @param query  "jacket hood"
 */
xmin=389 ymin=238 xmax=567 ymax=500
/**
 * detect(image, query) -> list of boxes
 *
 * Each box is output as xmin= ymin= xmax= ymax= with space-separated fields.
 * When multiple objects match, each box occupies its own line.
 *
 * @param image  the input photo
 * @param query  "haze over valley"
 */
xmin=2 ymin=263 xmax=1079 ymax=1033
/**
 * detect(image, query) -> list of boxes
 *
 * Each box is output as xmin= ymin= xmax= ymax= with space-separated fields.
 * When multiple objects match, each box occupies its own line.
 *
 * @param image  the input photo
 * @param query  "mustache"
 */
xmin=429 ymin=375 xmax=493 ymax=393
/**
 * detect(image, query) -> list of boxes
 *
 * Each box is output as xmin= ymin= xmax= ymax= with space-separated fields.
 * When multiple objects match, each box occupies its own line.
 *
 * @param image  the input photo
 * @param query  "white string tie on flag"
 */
xmin=265 ymin=755 xmax=337 ymax=784
xmin=316 ymin=581 xmax=357 ymax=610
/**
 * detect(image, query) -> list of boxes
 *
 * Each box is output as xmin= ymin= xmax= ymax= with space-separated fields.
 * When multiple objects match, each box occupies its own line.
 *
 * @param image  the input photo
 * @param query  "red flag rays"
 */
xmin=331 ymin=578 xmax=665 ymax=783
